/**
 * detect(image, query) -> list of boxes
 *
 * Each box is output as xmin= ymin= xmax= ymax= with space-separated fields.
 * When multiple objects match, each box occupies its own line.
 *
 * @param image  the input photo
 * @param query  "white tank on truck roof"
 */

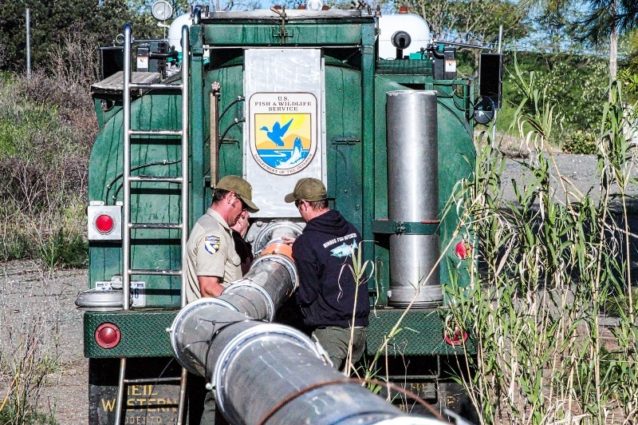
xmin=168 ymin=13 xmax=192 ymax=52
xmin=378 ymin=13 xmax=431 ymax=60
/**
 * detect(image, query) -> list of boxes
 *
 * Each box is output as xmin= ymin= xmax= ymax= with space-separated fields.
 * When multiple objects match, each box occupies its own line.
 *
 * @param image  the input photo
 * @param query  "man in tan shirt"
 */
xmin=184 ymin=175 xmax=259 ymax=425
xmin=185 ymin=175 xmax=259 ymax=303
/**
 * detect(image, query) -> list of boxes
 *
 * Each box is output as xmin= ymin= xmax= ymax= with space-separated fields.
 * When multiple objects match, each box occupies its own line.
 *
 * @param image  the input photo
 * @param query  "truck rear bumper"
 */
xmin=84 ymin=308 xmax=475 ymax=358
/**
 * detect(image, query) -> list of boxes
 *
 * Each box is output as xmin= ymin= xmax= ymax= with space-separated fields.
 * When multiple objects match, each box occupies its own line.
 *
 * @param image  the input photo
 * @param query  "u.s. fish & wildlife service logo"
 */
xmin=249 ymin=92 xmax=317 ymax=175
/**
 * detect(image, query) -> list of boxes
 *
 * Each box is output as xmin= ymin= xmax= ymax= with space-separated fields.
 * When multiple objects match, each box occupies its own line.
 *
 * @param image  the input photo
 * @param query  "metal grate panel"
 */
xmin=366 ymin=309 xmax=475 ymax=356
xmin=84 ymin=310 xmax=178 ymax=358
xmin=376 ymin=59 xmax=432 ymax=75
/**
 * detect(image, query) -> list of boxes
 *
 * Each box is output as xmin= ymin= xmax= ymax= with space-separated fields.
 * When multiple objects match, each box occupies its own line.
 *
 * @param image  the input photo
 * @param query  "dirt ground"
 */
xmin=0 ymin=260 xmax=87 ymax=424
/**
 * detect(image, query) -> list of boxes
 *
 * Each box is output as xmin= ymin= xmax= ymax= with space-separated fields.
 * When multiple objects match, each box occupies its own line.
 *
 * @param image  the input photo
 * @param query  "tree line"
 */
xmin=1 ymin=0 xmax=637 ymax=76
xmin=0 ymin=0 xmax=188 ymax=73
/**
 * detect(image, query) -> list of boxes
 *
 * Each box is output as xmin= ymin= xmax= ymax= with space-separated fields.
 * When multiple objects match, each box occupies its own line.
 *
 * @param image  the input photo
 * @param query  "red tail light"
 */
xmin=95 ymin=323 xmax=121 ymax=349
xmin=455 ymin=240 xmax=472 ymax=260
xmin=95 ymin=214 xmax=115 ymax=234
xmin=87 ymin=203 xmax=122 ymax=240
xmin=444 ymin=327 xmax=469 ymax=346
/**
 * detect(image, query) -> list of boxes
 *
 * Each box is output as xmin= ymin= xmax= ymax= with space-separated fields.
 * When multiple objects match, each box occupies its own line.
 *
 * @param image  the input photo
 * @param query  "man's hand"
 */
xmin=281 ymin=235 xmax=296 ymax=246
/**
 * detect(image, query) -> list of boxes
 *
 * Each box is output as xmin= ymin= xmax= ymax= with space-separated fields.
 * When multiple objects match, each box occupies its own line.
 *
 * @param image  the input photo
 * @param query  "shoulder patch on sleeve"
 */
xmin=204 ymin=235 xmax=221 ymax=255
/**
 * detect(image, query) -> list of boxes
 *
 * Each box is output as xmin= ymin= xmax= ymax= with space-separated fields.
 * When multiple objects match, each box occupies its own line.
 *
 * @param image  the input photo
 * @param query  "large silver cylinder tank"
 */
xmin=386 ymin=90 xmax=441 ymax=307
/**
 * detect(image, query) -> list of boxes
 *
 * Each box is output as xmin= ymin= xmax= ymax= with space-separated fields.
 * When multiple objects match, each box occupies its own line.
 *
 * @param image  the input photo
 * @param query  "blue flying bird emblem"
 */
xmin=330 ymin=240 xmax=358 ymax=258
xmin=260 ymin=118 xmax=293 ymax=147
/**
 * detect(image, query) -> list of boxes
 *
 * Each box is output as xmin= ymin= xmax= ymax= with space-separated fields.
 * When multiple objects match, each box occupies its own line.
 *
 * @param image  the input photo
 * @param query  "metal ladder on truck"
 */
xmin=114 ymin=24 xmax=190 ymax=425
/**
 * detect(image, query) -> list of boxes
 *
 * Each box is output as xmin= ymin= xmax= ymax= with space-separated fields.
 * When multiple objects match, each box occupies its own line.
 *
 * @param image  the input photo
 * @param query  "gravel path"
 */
xmin=0 ymin=260 xmax=87 ymax=424
xmin=501 ymin=153 xmax=638 ymax=205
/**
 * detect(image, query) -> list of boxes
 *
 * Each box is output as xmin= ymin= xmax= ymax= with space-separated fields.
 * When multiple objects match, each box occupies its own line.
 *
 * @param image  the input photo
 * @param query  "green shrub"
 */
xmin=0 ymin=232 xmax=33 ymax=262
xmin=0 ymin=121 xmax=20 ymax=158
xmin=563 ymin=129 xmax=598 ymax=154
xmin=618 ymin=69 xmax=638 ymax=103
xmin=499 ymin=53 xmax=608 ymax=143
xmin=0 ymin=204 xmax=35 ymax=261
xmin=38 ymin=227 xmax=88 ymax=270
xmin=0 ymin=67 xmax=94 ymax=265
xmin=0 ymin=408 xmax=58 ymax=425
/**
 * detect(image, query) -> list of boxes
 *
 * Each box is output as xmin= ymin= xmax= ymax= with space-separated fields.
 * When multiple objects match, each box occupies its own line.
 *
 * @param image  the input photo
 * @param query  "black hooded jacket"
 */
xmin=292 ymin=209 xmax=369 ymax=329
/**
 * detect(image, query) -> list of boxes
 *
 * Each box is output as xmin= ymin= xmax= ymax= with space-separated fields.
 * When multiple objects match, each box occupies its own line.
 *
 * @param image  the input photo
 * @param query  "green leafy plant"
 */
xmin=498 ymin=53 xmax=609 ymax=149
xmin=38 ymin=227 xmax=88 ymax=270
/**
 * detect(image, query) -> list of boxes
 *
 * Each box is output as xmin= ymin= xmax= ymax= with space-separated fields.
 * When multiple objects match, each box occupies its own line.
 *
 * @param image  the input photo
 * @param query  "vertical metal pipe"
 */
xmin=25 ymin=8 xmax=31 ymax=79
xmin=122 ymin=24 xmax=132 ymax=312
xmin=177 ymin=25 xmax=190 ymax=425
xmin=209 ymin=83 xmax=219 ymax=186
xmin=361 ymin=24 xmax=376 ymax=264
xmin=114 ymin=358 xmax=127 ymax=425
xmin=176 ymin=367 xmax=188 ymax=425
xmin=180 ymin=24 xmax=189 ymax=310
xmin=491 ymin=24 xmax=503 ymax=146
xmin=187 ymin=22 xmax=205 ymax=226
xmin=386 ymin=90 xmax=441 ymax=307
xmin=114 ymin=24 xmax=133 ymax=425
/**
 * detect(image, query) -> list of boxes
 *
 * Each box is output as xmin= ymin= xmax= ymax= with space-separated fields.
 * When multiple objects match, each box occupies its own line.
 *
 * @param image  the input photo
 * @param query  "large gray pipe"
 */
xmin=172 ymin=309 xmax=443 ymax=425
xmin=386 ymin=90 xmax=441 ymax=307
xmin=169 ymin=244 xmax=443 ymax=424
xmin=170 ymin=252 xmax=297 ymax=377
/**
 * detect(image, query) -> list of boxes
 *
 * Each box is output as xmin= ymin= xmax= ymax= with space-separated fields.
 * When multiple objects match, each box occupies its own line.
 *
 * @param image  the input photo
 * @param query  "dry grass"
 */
xmin=0 ymin=319 xmax=60 ymax=425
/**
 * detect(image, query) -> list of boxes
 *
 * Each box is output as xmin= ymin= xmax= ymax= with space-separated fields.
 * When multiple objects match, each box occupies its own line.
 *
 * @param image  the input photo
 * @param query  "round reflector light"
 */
xmin=455 ymin=240 xmax=471 ymax=260
xmin=444 ymin=328 xmax=469 ymax=346
xmin=95 ymin=323 xmax=121 ymax=349
xmin=95 ymin=214 xmax=114 ymax=234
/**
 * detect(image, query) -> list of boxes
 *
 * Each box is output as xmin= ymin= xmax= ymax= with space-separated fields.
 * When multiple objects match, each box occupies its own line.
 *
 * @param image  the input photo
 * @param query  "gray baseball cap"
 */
xmin=216 ymin=175 xmax=259 ymax=212
xmin=284 ymin=178 xmax=327 ymax=203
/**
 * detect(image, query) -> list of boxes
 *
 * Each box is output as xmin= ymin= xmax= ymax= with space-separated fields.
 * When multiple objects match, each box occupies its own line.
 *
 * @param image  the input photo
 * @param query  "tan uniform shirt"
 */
xmin=185 ymin=208 xmax=241 ymax=303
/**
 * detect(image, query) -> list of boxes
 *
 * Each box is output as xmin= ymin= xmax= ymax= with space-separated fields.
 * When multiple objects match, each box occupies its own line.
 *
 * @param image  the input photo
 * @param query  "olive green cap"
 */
xmin=284 ymin=178 xmax=327 ymax=203
xmin=216 ymin=175 xmax=259 ymax=212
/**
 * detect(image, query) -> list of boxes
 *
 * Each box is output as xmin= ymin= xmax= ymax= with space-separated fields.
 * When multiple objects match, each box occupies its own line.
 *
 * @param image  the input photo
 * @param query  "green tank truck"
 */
xmin=77 ymin=3 xmax=500 ymax=423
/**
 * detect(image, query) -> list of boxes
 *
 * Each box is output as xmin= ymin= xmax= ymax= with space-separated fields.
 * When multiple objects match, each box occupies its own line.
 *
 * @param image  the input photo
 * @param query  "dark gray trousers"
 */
xmin=312 ymin=326 xmax=367 ymax=371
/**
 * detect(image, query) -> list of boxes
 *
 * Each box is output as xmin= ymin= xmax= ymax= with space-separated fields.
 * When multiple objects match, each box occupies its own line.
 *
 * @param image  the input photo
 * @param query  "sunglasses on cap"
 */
xmin=232 ymin=193 xmax=248 ymax=211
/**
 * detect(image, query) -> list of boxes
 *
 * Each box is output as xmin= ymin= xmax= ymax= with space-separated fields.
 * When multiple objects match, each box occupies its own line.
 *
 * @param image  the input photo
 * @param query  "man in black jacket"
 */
xmin=284 ymin=177 xmax=369 ymax=370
